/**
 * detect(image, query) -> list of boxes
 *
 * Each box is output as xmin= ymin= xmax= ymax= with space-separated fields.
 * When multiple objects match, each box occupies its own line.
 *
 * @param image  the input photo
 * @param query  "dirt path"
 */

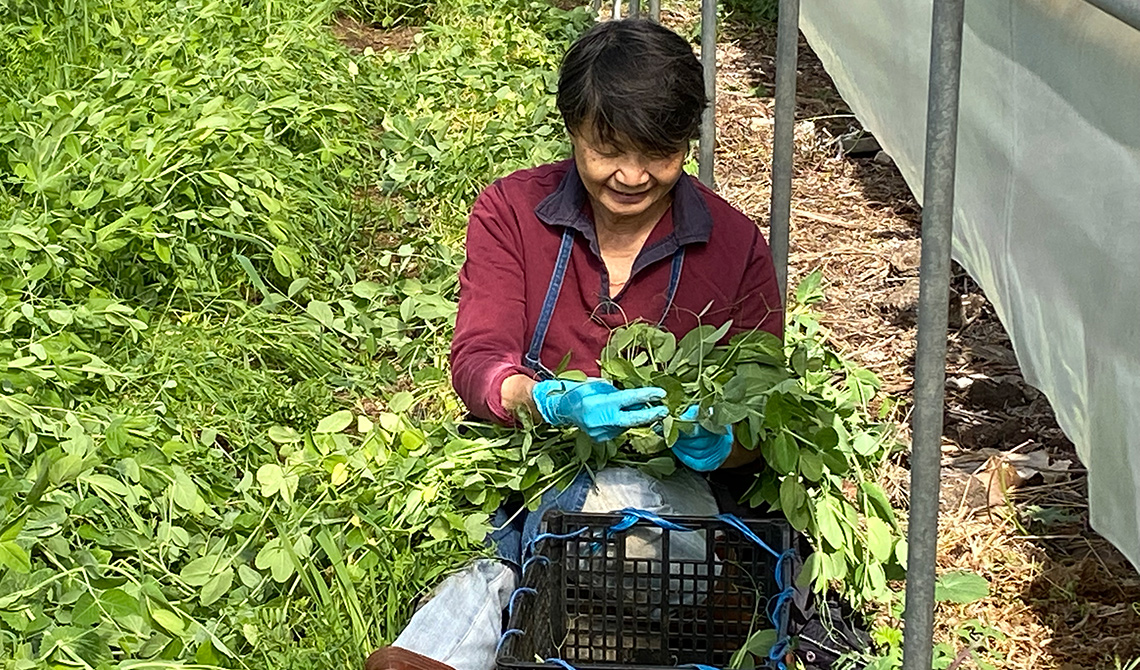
xmin=707 ymin=17 xmax=1140 ymax=669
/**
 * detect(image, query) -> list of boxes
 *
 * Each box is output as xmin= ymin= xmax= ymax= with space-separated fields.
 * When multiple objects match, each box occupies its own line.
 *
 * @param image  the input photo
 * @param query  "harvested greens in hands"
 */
xmin=468 ymin=279 xmax=906 ymax=605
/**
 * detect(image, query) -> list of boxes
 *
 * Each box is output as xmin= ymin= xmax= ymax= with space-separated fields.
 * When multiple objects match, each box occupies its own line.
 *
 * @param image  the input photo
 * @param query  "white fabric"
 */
xmin=580 ymin=466 xmax=718 ymax=563
xmin=394 ymin=558 xmax=517 ymax=670
xmin=580 ymin=467 xmax=720 ymax=611
xmin=798 ymin=0 xmax=1140 ymax=567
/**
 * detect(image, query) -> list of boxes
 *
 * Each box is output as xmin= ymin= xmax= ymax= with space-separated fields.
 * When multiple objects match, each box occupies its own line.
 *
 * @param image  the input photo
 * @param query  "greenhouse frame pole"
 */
xmin=902 ymin=0 xmax=966 ymax=668
xmin=769 ymin=0 xmax=800 ymax=298
xmin=698 ymin=0 xmax=717 ymax=187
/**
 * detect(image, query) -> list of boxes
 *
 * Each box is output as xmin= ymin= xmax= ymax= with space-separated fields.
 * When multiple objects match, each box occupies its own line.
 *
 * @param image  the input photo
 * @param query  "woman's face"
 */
xmin=571 ymin=126 xmax=688 ymax=225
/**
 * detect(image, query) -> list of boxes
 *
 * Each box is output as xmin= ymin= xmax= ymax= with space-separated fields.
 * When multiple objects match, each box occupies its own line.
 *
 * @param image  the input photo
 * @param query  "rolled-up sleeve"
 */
xmin=729 ymin=226 xmax=784 ymax=339
xmin=450 ymin=182 xmax=535 ymax=424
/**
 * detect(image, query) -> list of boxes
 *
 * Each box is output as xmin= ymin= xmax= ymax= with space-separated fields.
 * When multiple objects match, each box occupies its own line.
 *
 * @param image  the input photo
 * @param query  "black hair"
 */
xmin=556 ymin=19 xmax=707 ymax=156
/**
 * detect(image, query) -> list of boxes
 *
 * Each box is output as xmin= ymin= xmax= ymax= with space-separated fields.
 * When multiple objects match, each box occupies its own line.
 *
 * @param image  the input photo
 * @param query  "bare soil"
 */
xmin=332 ymin=15 xmax=422 ymax=53
xmin=710 ymin=18 xmax=1140 ymax=669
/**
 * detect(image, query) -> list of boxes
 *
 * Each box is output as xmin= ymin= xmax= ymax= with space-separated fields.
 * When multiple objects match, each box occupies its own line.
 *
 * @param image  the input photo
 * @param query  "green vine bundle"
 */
xmin=571 ymin=273 xmax=906 ymax=604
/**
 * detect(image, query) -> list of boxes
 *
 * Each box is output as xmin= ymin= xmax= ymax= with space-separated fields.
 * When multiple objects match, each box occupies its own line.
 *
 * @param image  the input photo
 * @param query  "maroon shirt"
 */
xmin=451 ymin=160 xmax=783 ymax=423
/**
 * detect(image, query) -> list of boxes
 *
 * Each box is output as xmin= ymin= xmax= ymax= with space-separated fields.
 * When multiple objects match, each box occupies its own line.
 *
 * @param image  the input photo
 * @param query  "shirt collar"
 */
xmin=534 ymin=160 xmax=713 ymax=248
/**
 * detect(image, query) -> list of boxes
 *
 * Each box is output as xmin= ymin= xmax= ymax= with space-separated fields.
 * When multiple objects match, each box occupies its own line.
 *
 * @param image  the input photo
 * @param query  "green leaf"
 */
xmin=181 ymin=554 xmax=226 ymax=587
xmin=860 ymin=481 xmax=898 ymax=527
xmin=779 ymin=477 xmax=807 ymax=519
xmin=47 ymin=308 xmax=74 ymax=325
xmin=257 ymin=464 xmax=299 ymax=503
xmin=935 ymin=571 xmax=989 ymax=604
xmin=798 ymin=450 xmax=824 ymax=482
xmin=268 ymin=425 xmax=302 ymax=444
xmin=852 ymin=433 xmax=879 ymax=456
xmin=768 ymin=432 xmax=798 ymax=474
xmin=169 ymin=471 xmax=204 ymax=514
xmin=895 ymin=538 xmax=909 ymax=566
xmin=352 ymin=280 xmax=383 ymax=300
xmin=640 ymin=456 xmax=676 ymax=478
xmin=101 ymin=587 xmax=143 ymax=631
xmin=463 ymin=515 xmax=491 ymax=543
xmin=255 ymin=538 xmax=295 ymax=583
xmin=0 ymin=540 xmax=31 ymax=573
xmin=238 ymin=564 xmax=262 ymax=588
xmin=814 ymin=499 xmax=845 ymax=550
xmin=287 ymin=278 xmax=310 ymax=298
xmin=150 ymin=608 xmax=185 ymax=635
xmin=389 ymin=392 xmax=414 ymax=413
xmin=865 ymin=516 xmax=894 ymax=562
xmin=796 ymin=552 xmax=821 ymax=590
xmin=741 ymin=628 xmax=777 ymax=655
xmin=82 ymin=473 xmax=129 ymax=497
xmin=200 ymin=567 xmax=234 ymax=606
xmin=794 ymin=269 xmax=824 ymax=305
xmin=574 ymin=432 xmax=592 ymax=463
xmin=847 ymin=368 xmax=881 ymax=405
xmin=71 ymin=592 xmax=101 ymax=626
xmin=306 ymin=300 xmax=335 ymax=328
xmin=315 ymin=410 xmax=354 ymax=434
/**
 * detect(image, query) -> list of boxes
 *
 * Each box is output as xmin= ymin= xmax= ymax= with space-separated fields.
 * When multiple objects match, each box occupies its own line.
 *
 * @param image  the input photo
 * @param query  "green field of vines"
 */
xmin=0 ymin=0 xmax=905 ymax=667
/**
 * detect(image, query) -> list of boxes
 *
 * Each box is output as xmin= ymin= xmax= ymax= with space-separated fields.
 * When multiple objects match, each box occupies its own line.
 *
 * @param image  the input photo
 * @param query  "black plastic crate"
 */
xmin=497 ymin=510 xmax=794 ymax=670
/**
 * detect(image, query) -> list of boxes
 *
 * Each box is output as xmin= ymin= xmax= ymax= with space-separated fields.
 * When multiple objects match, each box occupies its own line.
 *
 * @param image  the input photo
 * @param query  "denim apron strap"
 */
xmin=657 ymin=246 xmax=685 ymax=327
xmin=524 ymin=230 xmax=686 ymax=376
xmin=523 ymin=228 xmax=575 ymax=380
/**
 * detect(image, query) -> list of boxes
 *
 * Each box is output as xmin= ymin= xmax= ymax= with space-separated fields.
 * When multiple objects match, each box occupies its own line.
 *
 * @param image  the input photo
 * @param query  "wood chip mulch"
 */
xmin=708 ymin=17 xmax=1140 ymax=670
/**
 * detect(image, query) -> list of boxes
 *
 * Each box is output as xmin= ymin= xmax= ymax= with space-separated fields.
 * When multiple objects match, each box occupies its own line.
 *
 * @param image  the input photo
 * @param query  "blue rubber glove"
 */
xmin=667 ymin=405 xmax=734 ymax=472
xmin=531 ymin=378 xmax=668 ymax=442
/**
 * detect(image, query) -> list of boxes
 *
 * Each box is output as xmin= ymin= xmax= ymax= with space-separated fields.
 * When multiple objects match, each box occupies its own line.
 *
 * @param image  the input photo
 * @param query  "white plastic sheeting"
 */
xmin=798 ymin=0 xmax=1140 ymax=568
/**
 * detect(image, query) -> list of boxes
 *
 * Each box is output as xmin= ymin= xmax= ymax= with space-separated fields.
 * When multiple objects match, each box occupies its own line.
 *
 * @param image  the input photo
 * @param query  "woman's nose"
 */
xmin=614 ymin=158 xmax=650 ymax=188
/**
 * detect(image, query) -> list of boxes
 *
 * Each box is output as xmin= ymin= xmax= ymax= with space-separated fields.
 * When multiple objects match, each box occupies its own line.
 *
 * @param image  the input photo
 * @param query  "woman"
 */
xmin=368 ymin=17 xmax=782 ymax=670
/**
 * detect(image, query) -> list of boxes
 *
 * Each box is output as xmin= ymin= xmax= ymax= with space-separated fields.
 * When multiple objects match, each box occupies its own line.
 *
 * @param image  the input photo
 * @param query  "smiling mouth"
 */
xmin=608 ymin=187 xmax=651 ymax=199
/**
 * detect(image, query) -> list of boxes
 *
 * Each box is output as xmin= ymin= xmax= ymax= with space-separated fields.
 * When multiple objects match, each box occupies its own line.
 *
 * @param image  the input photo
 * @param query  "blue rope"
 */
xmin=611 ymin=507 xmax=693 ymax=533
xmin=507 ymin=587 xmax=536 ymax=619
xmin=543 ymin=659 xmax=579 ymax=670
xmin=524 ymin=526 xmax=588 ymax=560
xmin=496 ymin=628 xmax=524 ymax=654
xmin=591 ymin=507 xmax=695 ymax=553
xmin=521 ymin=553 xmax=550 ymax=574
xmin=716 ymin=513 xmax=782 ymax=560
xmin=714 ymin=514 xmax=796 ymax=669
xmin=768 ymin=638 xmax=790 ymax=670
xmin=767 ymin=587 xmax=794 ymax=629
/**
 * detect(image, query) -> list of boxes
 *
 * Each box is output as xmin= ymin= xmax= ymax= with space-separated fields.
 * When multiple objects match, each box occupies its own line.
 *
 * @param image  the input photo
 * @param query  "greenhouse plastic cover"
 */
xmin=797 ymin=0 xmax=1140 ymax=568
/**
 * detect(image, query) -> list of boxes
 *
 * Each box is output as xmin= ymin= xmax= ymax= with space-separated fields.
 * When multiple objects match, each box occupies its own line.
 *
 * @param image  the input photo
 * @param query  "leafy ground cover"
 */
xmin=0 ymin=0 xmax=593 ymax=665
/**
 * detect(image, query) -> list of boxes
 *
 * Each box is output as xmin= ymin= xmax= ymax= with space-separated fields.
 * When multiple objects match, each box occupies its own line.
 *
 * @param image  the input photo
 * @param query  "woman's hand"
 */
xmin=666 ymin=405 xmax=734 ymax=472
xmin=531 ymin=378 xmax=668 ymax=442
xmin=501 ymin=374 xmax=540 ymax=420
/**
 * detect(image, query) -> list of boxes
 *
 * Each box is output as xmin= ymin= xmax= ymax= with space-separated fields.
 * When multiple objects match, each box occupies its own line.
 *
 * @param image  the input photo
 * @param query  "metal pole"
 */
xmin=768 ymin=0 xmax=799 ymax=299
xmin=612 ymin=0 xmax=621 ymax=19
xmin=630 ymin=0 xmax=641 ymax=18
xmin=902 ymin=0 xmax=966 ymax=668
xmin=698 ymin=0 xmax=716 ymax=187
xmin=649 ymin=0 xmax=660 ymax=21
xmin=1083 ymin=0 xmax=1140 ymax=30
